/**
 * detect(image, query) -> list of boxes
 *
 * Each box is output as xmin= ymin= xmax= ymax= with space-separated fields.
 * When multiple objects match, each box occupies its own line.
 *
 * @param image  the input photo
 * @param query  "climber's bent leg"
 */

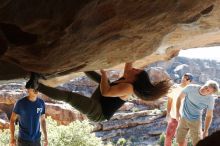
xmin=38 ymin=83 xmax=106 ymax=122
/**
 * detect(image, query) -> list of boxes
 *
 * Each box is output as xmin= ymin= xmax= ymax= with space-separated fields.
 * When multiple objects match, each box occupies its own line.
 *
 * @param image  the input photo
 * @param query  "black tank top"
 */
xmin=100 ymin=78 xmax=126 ymax=120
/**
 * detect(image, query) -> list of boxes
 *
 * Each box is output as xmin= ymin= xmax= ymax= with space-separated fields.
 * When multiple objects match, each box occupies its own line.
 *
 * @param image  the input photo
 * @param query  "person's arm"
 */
xmin=176 ymin=92 xmax=186 ymax=121
xmin=10 ymin=112 xmax=18 ymax=146
xmin=203 ymin=110 xmax=213 ymax=138
xmin=166 ymin=97 xmax=172 ymax=121
xmin=123 ymin=62 xmax=133 ymax=76
xmin=100 ymin=69 xmax=133 ymax=98
xmin=41 ymin=114 xmax=48 ymax=146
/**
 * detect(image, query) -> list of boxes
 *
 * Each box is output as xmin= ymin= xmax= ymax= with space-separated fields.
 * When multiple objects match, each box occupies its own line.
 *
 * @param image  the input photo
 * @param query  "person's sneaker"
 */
xmin=25 ymin=72 xmax=40 ymax=90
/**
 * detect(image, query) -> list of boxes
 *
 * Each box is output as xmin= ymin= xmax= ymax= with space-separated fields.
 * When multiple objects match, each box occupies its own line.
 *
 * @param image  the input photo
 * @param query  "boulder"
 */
xmin=0 ymin=0 xmax=220 ymax=85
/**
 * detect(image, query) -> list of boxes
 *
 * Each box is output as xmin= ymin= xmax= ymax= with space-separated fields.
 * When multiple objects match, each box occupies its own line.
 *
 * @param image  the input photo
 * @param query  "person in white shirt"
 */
xmin=165 ymin=73 xmax=193 ymax=146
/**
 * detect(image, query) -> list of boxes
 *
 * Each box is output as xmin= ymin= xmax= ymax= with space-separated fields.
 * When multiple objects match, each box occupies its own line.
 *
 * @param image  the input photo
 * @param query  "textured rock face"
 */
xmin=0 ymin=0 xmax=220 ymax=82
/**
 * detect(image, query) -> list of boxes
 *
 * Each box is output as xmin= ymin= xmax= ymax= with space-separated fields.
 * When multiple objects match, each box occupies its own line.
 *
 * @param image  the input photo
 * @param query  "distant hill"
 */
xmin=150 ymin=56 xmax=220 ymax=84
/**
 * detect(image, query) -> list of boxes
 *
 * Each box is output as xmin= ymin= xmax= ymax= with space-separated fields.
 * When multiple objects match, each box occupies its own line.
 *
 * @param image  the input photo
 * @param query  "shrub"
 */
xmin=158 ymin=132 xmax=165 ymax=146
xmin=0 ymin=129 xmax=11 ymax=145
xmin=131 ymin=107 xmax=139 ymax=112
xmin=46 ymin=117 xmax=105 ymax=146
xmin=0 ymin=125 xmax=18 ymax=145
xmin=0 ymin=117 xmax=107 ymax=146
xmin=116 ymin=138 xmax=127 ymax=146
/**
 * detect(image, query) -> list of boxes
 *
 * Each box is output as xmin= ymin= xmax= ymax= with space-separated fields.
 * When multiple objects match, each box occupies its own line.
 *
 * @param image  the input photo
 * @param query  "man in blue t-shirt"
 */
xmin=10 ymin=76 xmax=48 ymax=146
xmin=176 ymin=80 xmax=219 ymax=146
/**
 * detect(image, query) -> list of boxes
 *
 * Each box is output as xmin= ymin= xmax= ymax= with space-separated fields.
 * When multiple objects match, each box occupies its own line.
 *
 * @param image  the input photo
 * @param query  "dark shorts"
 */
xmin=18 ymin=138 xmax=41 ymax=146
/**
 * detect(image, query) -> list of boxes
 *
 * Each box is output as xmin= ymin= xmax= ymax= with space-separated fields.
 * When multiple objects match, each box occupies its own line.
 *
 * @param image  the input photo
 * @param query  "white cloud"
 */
xmin=179 ymin=46 xmax=220 ymax=61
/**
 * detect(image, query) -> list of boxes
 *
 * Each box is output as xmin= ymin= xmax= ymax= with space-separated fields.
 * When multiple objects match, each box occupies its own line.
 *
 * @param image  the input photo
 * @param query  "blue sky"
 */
xmin=178 ymin=46 xmax=220 ymax=62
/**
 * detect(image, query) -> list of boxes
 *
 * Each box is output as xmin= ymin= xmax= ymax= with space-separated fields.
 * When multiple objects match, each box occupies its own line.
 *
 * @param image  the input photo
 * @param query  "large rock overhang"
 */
xmin=0 ymin=0 xmax=220 ymax=83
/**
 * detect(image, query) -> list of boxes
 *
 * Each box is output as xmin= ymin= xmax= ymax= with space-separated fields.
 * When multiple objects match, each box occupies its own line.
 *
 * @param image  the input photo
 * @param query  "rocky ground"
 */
xmin=0 ymin=80 xmax=168 ymax=145
xmin=94 ymin=100 xmax=168 ymax=146
xmin=1 ymin=75 xmax=220 ymax=145
xmin=1 ymin=58 xmax=220 ymax=145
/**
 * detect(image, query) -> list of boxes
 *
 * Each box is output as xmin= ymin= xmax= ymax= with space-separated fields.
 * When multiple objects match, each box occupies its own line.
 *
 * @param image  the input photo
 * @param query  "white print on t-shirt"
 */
xmin=37 ymin=108 xmax=43 ymax=114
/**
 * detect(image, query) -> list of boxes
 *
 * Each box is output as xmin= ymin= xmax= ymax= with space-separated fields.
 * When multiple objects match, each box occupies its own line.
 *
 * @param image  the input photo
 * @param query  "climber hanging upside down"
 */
xmin=26 ymin=62 xmax=172 ymax=122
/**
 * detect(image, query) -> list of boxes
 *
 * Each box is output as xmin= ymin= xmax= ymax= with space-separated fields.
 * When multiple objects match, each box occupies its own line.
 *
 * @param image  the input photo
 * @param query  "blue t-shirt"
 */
xmin=181 ymin=84 xmax=215 ymax=120
xmin=13 ymin=97 xmax=45 ymax=142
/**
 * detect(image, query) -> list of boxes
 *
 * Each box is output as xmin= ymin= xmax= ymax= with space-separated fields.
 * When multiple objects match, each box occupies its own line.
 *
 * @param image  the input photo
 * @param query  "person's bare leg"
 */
xmin=178 ymin=141 xmax=187 ymax=146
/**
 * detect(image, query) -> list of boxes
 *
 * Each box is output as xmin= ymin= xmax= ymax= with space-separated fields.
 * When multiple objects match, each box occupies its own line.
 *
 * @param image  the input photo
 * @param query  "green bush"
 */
xmin=0 ymin=117 xmax=107 ymax=146
xmin=46 ymin=117 xmax=105 ymax=146
xmin=0 ymin=129 xmax=11 ymax=145
xmin=116 ymin=138 xmax=127 ymax=146
xmin=0 ymin=125 xmax=18 ymax=146
xmin=131 ymin=107 xmax=139 ymax=112
xmin=158 ymin=132 xmax=165 ymax=146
